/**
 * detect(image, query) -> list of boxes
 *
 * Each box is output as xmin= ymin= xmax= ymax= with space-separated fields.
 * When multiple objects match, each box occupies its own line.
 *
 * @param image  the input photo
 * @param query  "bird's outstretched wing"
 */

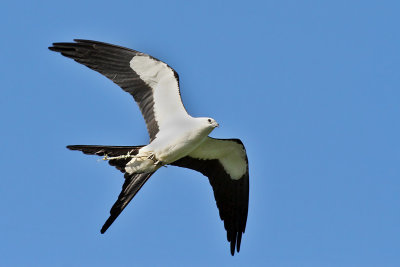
xmin=67 ymin=145 xmax=154 ymax=233
xmin=171 ymin=138 xmax=249 ymax=255
xmin=49 ymin=39 xmax=189 ymax=141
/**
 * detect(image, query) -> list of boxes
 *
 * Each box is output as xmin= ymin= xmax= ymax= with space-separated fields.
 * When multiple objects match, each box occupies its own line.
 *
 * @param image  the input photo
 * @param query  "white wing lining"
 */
xmin=130 ymin=55 xmax=190 ymax=136
xmin=188 ymin=137 xmax=247 ymax=180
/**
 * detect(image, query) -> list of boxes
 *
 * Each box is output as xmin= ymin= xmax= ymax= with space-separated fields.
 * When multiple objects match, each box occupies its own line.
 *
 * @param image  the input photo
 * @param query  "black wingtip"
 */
xmin=228 ymin=231 xmax=240 ymax=256
xmin=230 ymin=238 xmax=235 ymax=256
xmin=237 ymin=232 xmax=242 ymax=252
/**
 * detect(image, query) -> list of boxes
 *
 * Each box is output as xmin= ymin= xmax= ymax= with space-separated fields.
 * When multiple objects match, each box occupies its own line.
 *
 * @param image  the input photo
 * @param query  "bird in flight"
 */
xmin=49 ymin=40 xmax=249 ymax=255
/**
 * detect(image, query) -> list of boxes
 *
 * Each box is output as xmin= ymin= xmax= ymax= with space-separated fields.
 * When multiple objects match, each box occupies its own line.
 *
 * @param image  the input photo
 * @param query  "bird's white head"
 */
xmin=204 ymin=117 xmax=219 ymax=129
xmin=193 ymin=117 xmax=219 ymax=137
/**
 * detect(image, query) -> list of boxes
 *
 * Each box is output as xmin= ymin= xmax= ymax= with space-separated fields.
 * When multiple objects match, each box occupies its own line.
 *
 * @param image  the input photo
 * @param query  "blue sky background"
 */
xmin=1 ymin=1 xmax=399 ymax=266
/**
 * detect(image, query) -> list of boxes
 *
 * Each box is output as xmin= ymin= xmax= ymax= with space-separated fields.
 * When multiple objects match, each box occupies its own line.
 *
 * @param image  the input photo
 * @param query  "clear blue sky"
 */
xmin=1 ymin=1 xmax=399 ymax=266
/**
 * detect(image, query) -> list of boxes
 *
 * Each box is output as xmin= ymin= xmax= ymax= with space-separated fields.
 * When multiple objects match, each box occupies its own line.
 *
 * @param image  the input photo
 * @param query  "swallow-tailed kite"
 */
xmin=49 ymin=40 xmax=249 ymax=255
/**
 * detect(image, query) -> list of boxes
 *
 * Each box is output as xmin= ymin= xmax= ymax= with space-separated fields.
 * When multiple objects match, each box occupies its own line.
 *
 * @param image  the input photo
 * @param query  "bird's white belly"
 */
xmin=125 ymin=119 xmax=214 ymax=174
xmin=152 ymin=130 xmax=209 ymax=163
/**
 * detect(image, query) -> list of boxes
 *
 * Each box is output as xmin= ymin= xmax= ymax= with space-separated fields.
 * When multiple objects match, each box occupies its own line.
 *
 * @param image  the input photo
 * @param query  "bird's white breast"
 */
xmin=147 ymin=119 xmax=213 ymax=164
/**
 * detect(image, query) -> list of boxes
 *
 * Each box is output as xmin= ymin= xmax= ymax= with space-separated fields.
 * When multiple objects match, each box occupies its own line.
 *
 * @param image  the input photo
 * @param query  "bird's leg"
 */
xmin=147 ymin=154 xmax=164 ymax=166
xmin=147 ymin=154 xmax=156 ymax=161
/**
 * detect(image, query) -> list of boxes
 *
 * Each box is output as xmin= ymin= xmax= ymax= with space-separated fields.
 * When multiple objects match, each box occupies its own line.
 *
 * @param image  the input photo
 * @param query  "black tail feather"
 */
xmin=67 ymin=145 xmax=145 ymax=173
xmin=67 ymin=145 xmax=145 ymax=157
xmin=101 ymin=172 xmax=155 ymax=233
xmin=67 ymin=145 xmax=155 ymax=232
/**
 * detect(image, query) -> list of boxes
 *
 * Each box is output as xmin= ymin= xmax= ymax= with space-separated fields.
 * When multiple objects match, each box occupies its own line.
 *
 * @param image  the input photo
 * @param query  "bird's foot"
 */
xmin=147 ymin=154 xmax=164 ymax=166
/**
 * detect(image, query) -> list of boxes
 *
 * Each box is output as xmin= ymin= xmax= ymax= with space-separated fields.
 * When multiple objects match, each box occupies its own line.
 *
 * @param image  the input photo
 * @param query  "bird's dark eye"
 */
xmin=208 ymin=119 xmax=212 ymax=123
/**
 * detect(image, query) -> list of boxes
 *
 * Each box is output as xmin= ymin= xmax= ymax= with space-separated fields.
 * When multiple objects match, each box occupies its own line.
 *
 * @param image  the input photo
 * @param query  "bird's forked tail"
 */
xmin=67 ymin=145 xmax=156 ymax=233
